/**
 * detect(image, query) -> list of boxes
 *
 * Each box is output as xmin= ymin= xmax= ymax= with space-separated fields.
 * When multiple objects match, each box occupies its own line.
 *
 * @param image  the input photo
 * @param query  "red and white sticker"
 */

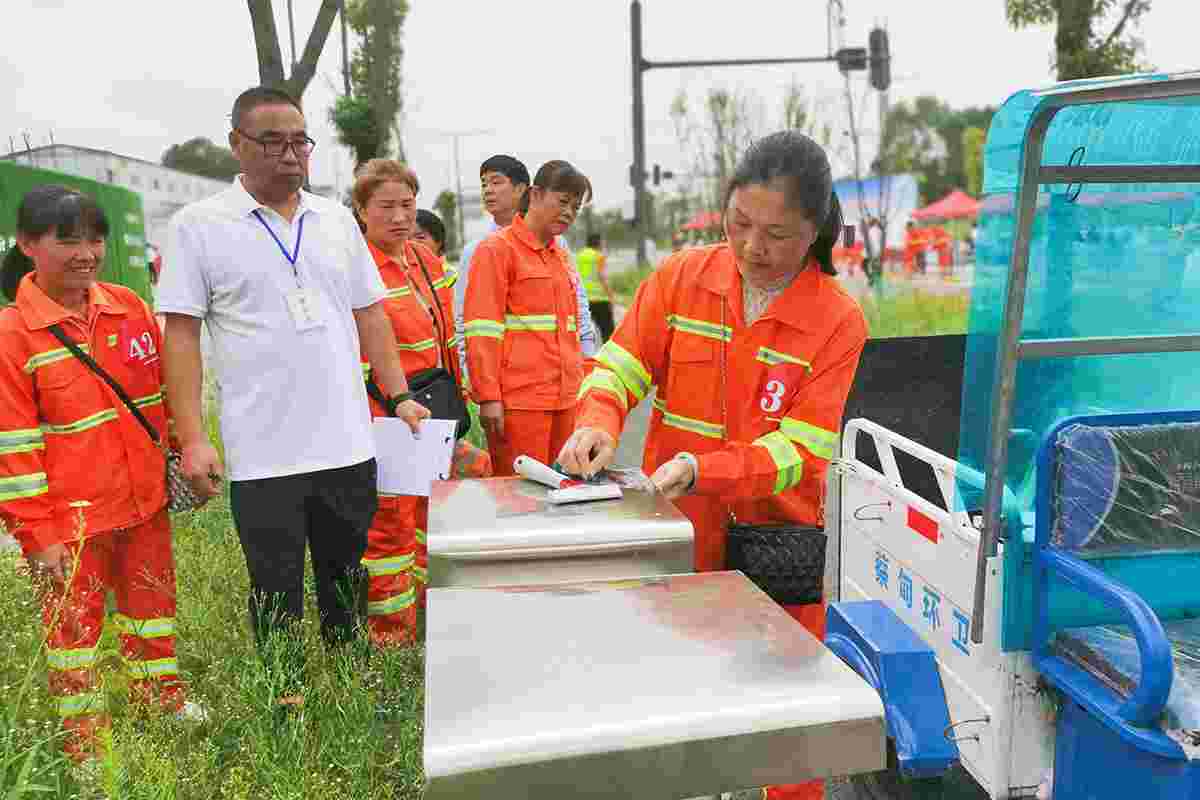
xmin=119 ymin=321 xmax=159 ymax=366
xmin=907 ymin=506 xmax=939 ymax=544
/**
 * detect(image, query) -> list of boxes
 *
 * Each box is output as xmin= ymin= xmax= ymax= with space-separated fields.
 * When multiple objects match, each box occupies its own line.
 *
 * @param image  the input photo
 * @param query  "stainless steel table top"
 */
xmin=427 ymin=472 xmax=694 ymax=557
xmin=424 ymin=572 xmax=885 ymax=798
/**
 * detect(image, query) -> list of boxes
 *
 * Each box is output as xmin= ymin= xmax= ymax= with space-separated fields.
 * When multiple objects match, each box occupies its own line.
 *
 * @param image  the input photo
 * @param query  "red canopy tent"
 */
xmin=680 ymin=210 xmax=723 ymax=231
xmin=911 ymin=189 xmax=980 ymax=221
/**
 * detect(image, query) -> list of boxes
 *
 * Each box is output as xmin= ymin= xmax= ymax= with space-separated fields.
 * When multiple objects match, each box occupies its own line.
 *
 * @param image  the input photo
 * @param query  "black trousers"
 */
xmin=590 ymin=300 xmax=615 ymax=343
xmin=230 ymin=458 xmax=378 ymax=651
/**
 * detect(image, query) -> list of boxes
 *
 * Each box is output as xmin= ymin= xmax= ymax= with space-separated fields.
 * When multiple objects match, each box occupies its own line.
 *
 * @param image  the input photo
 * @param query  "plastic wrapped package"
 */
xmin=1054 ymin=618 xmax=1200 ymax=733
xmin=1052 ymin=422 xmax=1200 ymax=554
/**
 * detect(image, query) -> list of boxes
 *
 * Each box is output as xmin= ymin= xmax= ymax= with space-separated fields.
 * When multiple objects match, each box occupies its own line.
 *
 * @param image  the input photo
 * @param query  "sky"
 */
xmin=3 ymin=0 xmax=1195 ymax=240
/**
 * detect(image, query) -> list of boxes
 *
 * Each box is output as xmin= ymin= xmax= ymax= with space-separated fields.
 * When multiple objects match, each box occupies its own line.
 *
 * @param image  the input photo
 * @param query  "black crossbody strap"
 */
xmin=46 ymin=324 xmax=160 ymax=444
xmin=411 ymin=246 xmax=457 ymax=380
xmin=365 ymin=375 xmax=393 ymax=416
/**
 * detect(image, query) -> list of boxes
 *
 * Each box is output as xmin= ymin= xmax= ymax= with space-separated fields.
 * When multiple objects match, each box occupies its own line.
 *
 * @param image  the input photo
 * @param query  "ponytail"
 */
xmin=808 ymin=192 xmax=844 ymax=276
xmin=1 ymin=246 xmax=33 ymax=302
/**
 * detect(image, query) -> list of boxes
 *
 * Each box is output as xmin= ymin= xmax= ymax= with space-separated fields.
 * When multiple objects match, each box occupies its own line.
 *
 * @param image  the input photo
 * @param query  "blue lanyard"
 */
xmin=253 ymin=210 xmax=305 ymax=280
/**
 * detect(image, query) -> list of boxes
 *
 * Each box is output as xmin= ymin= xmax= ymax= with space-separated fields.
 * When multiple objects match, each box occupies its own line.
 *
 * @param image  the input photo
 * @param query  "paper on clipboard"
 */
xmin=372 ymin=418 xmax=456 ymax=496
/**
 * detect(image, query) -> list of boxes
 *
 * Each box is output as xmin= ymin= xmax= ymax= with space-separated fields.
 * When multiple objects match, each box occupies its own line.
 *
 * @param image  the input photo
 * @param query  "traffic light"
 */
xmin=652 ymin=164 xmax=661 ymax=186
xmin=869 ymin=28 xmax=890 ymax=91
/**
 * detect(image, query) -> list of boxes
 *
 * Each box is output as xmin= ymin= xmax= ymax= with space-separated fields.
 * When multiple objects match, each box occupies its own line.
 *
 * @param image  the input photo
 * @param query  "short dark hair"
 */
xmin=416 ymin=209 xmax=446 ymax=252
xmin=587 ymin=234 xmax=602 ymax=248
xmin=724 ymin=131 xmax=842 ymax=276
xmin=520 ymin=160 xmax=593 ymax=214
xmin=2 ymin=185 xmax=110 ymax=301
xmin=479 ymin=155 xmax=530 ymax=189
xmin=231 ymin=86 xmax=303 ymax=130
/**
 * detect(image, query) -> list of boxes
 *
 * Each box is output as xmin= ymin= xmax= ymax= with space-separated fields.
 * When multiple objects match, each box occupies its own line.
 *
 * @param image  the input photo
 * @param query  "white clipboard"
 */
xmin=372 ymin=418 xmax=457 ymax=496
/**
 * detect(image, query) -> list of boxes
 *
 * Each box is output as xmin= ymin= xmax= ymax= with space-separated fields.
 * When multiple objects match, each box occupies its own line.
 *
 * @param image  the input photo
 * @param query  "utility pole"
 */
xmin=340 ymin=0 xmax=352 ymax=96
xmin=629 ymin=0 xmax=869 ymax=268
xmin=440 ymin=129 xmax=494 ymax=251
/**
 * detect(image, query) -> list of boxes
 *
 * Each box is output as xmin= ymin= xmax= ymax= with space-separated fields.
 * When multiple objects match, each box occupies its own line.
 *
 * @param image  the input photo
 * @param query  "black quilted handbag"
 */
xmin=726 ymin=523 xmax=827 ymax=606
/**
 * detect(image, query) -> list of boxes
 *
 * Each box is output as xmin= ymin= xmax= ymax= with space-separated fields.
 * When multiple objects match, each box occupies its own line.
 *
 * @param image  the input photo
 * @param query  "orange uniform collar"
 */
xmin=14 ymin=272 xmax=126 ymax=330
xmin=698 ymin=244 xmax=824 ymax=330
xmin=509 ymin=214 xmax=559 ymax=253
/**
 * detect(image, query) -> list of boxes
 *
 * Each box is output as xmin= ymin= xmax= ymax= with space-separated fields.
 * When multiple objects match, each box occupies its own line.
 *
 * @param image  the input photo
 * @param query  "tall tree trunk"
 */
xmin=1055 ymin=0 xmax=1097 ymax=81
xmin=246 ymin=0 xmax=342 ymax=100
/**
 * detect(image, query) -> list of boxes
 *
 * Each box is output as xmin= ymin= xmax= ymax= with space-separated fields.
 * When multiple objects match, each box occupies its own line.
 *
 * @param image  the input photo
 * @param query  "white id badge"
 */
xmin=285 ymin=288 xmax=325 ymax=331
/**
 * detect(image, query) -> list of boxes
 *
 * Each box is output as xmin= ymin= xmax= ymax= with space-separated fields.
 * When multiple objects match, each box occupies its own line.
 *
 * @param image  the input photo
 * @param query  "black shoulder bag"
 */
xmin=367 ymin=249 xmax=470 ymax=439
xmin=46 ymin=325 xmax=204 ymax=513
xmin=715 ymin=301 xmax=828 ymax=606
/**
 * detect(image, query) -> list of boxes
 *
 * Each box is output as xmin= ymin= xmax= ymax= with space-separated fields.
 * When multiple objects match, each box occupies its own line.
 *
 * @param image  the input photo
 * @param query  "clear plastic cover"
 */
xmin=1052 ymin=422 xmax=1200 ymax=554
xmin=1054 ymin=619 xmax=1200 ymax=735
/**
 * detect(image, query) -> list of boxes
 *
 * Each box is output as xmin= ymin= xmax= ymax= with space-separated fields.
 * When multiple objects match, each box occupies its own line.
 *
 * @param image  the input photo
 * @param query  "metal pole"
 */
xmin=286 ymin=0 xmax=298 ymax=72
xmin=453 ymin=136 xmax=466 ymax=256
xmin=340 ymin=0 xmax=352 ymax=95
xmin=631 ymin=0 xmax=647 ymax=268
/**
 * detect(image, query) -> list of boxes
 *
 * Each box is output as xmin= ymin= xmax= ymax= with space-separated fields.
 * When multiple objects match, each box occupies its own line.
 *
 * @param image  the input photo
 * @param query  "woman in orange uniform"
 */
xmin=352 ymin=160 xmax=488 ymax=644
xmin=464 ymin=160 xmax=592 ymax=475
xmin=558 ymin=132 xmax=867 ymax=800
xmin=0 ymin=185 xmax=201 ymax=759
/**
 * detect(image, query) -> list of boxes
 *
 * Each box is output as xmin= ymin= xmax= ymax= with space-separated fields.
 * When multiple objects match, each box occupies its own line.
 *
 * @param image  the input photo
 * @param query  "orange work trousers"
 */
xmin=41 ymin=509 xmax=182 ymax=759
xmin=488 ymin=407 xmax=577 ymax=477
xmin=363 ymin=495 xmax=420 ymax=646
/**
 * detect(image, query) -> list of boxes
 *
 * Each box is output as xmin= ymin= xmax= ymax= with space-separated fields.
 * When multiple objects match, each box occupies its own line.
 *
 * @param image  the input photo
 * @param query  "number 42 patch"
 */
xmin=119 ymin=321 xmax=159 ymax=366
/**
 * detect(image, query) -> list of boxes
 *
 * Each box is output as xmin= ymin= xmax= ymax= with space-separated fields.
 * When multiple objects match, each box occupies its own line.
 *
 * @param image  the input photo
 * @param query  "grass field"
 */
xmin=0 ymin=494 xmax=426 ymax=800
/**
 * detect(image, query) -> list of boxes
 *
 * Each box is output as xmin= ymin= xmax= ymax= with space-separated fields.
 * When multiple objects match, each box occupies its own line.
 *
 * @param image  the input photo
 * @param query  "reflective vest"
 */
xmin=576 ymin=244 xmax=867 ymax=571
xmin=0 ymin=276 xmax=168 ymax=555
xmin=576 ymin=246 xmax=607 ymax=302
xmin=360 ymin=240 xmax=459 ymax=418
xmin=463 ymin=214 xmax=584 ymax=411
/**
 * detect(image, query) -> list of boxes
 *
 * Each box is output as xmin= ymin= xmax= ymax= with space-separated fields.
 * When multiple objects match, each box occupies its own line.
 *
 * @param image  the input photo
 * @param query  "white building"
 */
xmin=2 ymin=144 xmax=231 ymax=249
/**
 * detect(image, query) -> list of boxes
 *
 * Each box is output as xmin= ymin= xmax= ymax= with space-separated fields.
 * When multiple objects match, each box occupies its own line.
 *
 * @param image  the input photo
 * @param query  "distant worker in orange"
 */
xmin=464 ymin=160 xmax=593 ymax=475
xmin=558 ymin=132 xmax=866 ymax=800
xmin=352 ymin=160 xmax=481 ymax=641
xmin=0 ymin=186 xmax=203 ymax=760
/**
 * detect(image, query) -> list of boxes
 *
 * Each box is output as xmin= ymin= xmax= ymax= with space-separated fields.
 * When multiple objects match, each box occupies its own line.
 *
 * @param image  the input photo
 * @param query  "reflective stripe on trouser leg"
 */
xmin=364 ymin=494 xmax=419 ymax=645
xmin=112 ymin=511 xmax=183 ymax=709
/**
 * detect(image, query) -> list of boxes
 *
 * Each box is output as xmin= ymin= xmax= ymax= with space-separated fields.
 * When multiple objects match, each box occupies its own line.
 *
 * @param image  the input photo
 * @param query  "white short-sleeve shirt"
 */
xmin=157 ymin=177 xmax=387 ymax=481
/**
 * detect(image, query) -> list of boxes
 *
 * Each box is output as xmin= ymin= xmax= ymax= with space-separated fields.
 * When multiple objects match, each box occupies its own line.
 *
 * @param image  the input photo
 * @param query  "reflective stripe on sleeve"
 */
xmin=578 ymin=368 xmax=628 ymax=411
xmin=362 ymin=553 xmax=415 ymax=577
xmin=414 ymin=528 xmax=427 ymax=545
xmin=464 ymin=319 xmax=505 ymax=340
xmin=0 ymin=427 xmax=45 ymax=456
xmin=433 ymin=270 xmax=457 ymax=290
xmin=0 ymin=471 xmax=48 ymax=502
xmin=367 ymin=587 xmax=416 ymax=616
xmin=504 ymin=314 xmax=557 ymax=332
xmin=41 ymin=409 xmax=119 ymax=436
xmin=397 ymin=338 xmax=437 ymax=353
xmin=412 ymin=565 xmax=428 ymax=585
xmin=660 ymin=409 xmax=725 ymax=439
xmin=133 ymin=391 xmax=164 ymax=409
xmin=756 ymin=347 xmax=813 ymax=371
xmin=113 ymin=614 xmax=176 ymax=639
xmin=46 ymin=645 xmax=99 ymax=672
xmin=595 ymin=340 xmax=651 ymax=402
xmin=24 ymin=344 xmax=90 ymax=374
xmin=667 ymin=314 xmax=732 ymax=343
xmin=780 ymin=418 xmax=839 ymax=461
xmin=754 ymin=431 xmax=805 ymax=494
xmin=386 ymin=286 xmax=412 ymax=300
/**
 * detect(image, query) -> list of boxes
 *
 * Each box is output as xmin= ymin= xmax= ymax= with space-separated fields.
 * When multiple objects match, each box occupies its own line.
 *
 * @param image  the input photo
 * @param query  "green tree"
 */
xmin=434 ymin=189 xmax=459 ymax=258
xmin=330 ymin=0 xmax=409 ymax=166
xmin=1005 ymin=0 xmax=1153 ymax=80
xmin=962 ymin=126 xmax=986 ymax=196
xmin=879 ymin=97 xmax=995 ymax=202
xmin=246 ymin=0 xmax=342 ymax=99
xmin=161 ymin=137 xmax=240 ymax=181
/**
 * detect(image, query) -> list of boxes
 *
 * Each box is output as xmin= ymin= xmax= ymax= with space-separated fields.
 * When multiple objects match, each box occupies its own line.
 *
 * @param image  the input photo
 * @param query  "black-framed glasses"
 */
xmin=234 ymin=127 xmax=316 ymax=158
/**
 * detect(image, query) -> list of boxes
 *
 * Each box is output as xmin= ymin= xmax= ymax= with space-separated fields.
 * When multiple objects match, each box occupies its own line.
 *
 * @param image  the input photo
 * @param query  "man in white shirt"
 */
xmin=157 ymin=87 xmax=427 ymax=688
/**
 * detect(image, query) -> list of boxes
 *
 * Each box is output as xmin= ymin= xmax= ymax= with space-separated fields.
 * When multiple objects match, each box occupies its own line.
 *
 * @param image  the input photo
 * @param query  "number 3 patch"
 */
xmin=758 ymin=364 xmax=806 ymax=415
xmin=119 ymin=321 xmax=159 ymax=366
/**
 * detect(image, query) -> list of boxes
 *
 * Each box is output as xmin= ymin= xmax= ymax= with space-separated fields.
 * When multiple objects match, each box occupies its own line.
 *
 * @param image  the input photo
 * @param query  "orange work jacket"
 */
xmin=463 ymin=215 xmax=583 ymax=411
xmin=576 ymin=244 xmax=867 ymax=571
xmin=0 ymin=275 xmax=169 ymax=555
xmin=361 ymin=239 xmax=459 ymax=418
